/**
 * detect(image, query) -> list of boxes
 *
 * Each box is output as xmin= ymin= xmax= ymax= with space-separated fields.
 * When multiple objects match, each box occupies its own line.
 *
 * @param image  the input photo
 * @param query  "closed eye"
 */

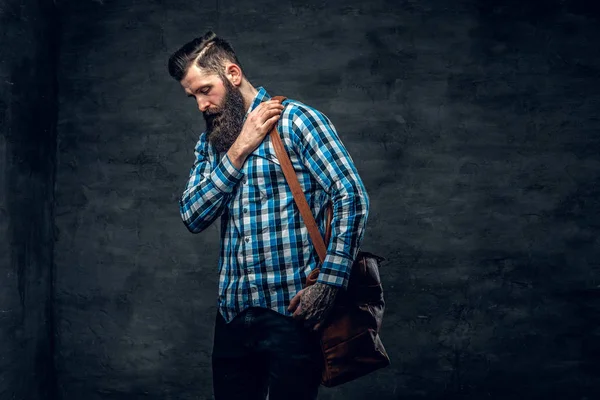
xmin=197 ymin=86 xmax=211 ymax=95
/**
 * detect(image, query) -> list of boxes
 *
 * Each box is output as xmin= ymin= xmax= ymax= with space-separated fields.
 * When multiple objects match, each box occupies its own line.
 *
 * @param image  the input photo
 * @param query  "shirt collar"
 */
xmin=245 ymin=87 xmax=271 ymax=118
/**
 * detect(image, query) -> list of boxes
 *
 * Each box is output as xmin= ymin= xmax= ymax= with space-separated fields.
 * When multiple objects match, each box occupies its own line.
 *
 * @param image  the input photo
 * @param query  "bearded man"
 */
xmin=168 ymin=31 xmax=370 ymax=400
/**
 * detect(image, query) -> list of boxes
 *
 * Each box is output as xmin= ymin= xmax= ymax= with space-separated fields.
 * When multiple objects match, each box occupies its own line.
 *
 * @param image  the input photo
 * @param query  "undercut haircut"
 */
xmin=168 ymin=31 xmax=243 ymax=81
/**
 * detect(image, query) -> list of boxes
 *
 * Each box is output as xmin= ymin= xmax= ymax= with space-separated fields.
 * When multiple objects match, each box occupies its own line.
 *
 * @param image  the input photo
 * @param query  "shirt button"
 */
xmin=243 ymin=208 xmax=248 ymax=214
xmin=245 ymin=237 xmax=250 ymax=243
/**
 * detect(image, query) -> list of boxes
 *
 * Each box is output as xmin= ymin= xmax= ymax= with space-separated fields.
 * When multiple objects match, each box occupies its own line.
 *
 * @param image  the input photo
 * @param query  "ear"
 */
xmin=224 ymin=63 xmax=243 ymax=87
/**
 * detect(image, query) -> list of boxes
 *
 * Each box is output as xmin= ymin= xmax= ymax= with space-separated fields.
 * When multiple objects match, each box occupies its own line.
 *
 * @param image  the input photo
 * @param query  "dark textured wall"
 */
xmin=54 ymin=0 xmax=600 ymax=399
xmin=0 ymin=0 xmax=58 ymax=399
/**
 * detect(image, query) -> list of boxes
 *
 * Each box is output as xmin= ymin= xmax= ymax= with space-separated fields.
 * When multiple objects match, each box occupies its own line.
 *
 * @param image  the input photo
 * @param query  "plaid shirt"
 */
xmin=180 ymin=87 xmax=369 ymax=323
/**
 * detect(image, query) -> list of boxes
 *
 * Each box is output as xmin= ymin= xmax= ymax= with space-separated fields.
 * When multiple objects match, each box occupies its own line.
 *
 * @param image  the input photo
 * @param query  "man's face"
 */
xmin=181 ymin=64 xmax=246 ymax=153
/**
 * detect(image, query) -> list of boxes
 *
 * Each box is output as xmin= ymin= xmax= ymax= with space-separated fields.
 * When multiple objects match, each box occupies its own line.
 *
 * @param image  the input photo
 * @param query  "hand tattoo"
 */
xmin=296 ymin=282 xmax=339 ymax=330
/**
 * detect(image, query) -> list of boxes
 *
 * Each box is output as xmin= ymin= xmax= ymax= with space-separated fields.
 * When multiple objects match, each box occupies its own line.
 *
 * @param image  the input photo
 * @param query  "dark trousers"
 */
xmin=212 ymin=307 xmax=322 ymax=400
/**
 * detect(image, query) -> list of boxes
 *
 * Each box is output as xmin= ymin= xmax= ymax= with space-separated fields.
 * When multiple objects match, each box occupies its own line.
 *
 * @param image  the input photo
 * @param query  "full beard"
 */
xmin=204 ymin=78 xmax=246 ymax=154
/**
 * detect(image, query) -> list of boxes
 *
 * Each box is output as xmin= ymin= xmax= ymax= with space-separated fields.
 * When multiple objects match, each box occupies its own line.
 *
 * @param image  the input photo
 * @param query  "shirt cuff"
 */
xmin=210 ymin=153 xmax=244 ymax=193
xmin=315 ymin=253 xmax=354 ymax=290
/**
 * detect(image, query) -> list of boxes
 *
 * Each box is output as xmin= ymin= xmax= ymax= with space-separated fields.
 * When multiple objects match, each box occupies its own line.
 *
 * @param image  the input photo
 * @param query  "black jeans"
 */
xmin=212 ymin=307 xmax=322 ymax=400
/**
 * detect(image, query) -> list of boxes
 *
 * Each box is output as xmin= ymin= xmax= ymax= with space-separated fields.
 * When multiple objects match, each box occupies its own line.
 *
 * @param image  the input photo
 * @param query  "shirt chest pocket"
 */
xmin=247 ymin=139 xmax=288 ymax=200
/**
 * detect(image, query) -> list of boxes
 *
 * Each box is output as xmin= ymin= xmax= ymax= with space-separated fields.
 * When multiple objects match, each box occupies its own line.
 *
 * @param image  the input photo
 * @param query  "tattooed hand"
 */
xmin=288 ymin=282 xmax=339 ymax=331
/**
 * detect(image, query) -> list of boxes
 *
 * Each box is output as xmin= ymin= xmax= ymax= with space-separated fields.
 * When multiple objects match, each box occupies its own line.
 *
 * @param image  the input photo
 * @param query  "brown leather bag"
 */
xmin=269 ymin=96 xmax=391 ymax=387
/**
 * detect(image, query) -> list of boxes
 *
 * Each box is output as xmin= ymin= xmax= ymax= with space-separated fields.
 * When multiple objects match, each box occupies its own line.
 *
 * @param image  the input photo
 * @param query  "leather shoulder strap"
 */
xmin=269 ymin=96 xmax=328 ymax=264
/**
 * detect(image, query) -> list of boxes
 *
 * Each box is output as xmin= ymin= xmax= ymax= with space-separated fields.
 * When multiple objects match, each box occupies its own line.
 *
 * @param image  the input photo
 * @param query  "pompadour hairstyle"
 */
xmin=167 ymin=31 xmax=243 ymax=81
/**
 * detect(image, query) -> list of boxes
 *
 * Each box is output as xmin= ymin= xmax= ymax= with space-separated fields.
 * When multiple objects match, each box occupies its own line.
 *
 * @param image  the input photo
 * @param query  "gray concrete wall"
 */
xmin=54 ymin=0 xmax=600 ymax=399
xmin=0 ymin=0 xmax=58 ymax=399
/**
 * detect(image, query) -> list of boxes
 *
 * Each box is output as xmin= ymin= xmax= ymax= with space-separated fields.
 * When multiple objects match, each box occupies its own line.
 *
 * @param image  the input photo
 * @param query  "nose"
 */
xmin=198 ymin=99 xmax=210 ymax=113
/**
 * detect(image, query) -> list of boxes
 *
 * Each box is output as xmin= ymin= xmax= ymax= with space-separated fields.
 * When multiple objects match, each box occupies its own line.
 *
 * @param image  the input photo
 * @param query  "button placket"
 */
xmin=249 ymin=282 xmax=258 ymax=305
xmin=237 ymin=172 xmax=251 ymax=249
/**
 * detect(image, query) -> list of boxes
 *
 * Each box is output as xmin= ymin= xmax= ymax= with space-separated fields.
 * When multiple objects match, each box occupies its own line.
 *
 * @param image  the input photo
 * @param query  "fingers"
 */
xmin=261 ymin=108 xmax=283 ymax=121
xmin=234 ymin=100 xmax=284 ymax=158
xmin=256 ymin=100 xmax=284 ymax=117
xmin=256 ymin=99 xmax=281 ymax=110
xmin=258 ymin=108 xmax=284 ymax=124
xmin=264 ymin=99 xmax=284 ymax=107
xmin=251 ymin=104 xmax=283 ymax=135
xmin=288 ymin=289 xmax=304 ymax=313
xmin=293 ymin=305 xmax=303 ymax=319
xmin=261 ymin=114 xmax=281 ymax=130
xmin=246 ymin=100 xmax=283 ymax=136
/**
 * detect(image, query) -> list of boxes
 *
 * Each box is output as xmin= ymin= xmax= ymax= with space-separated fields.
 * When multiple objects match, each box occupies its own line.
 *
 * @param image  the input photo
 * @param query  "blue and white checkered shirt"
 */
xmin=180 ymin=87 xmax=369 ymax=323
